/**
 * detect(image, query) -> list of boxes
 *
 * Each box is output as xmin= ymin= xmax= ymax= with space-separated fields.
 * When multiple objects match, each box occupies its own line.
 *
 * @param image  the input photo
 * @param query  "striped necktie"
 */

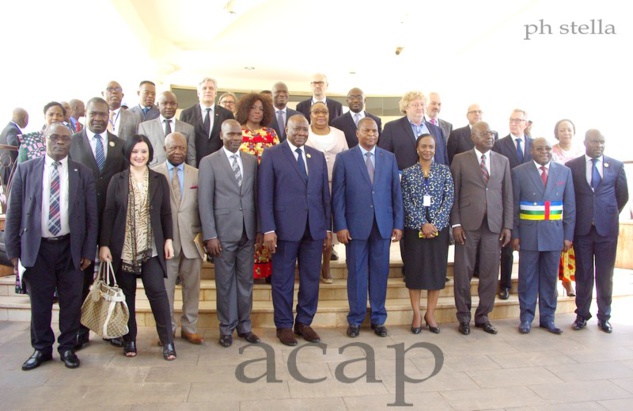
xmin=48 ymin=161 xmax=62 ymax=235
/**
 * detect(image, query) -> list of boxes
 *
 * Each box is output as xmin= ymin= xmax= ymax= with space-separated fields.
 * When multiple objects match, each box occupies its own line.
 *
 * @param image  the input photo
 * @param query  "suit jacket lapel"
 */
xmin=283 ymin=142 xmax=307 ymax=184
xmin=68 ymin=160 xmax=79 ymax=215
xmin=353 ymin=146 xmax=373 ymax=186
xmin=79 ymin=131 xmax=100 ymax=173
xmin=530 ymin=163 xmax=545 ymax=196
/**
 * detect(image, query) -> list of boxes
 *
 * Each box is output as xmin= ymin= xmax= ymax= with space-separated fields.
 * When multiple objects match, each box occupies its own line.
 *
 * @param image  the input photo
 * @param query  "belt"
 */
xmin=519 ymin=201 xmax=563 ymax=221
xmin=41 ymin=233 xmax=70 ymax=243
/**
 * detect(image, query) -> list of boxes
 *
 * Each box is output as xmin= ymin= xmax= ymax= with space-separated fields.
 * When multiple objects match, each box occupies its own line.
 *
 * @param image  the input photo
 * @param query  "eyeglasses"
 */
xmin=310 ymin=81 xmax=325 ymax=86
xmin=347 ymin=95 xmax=363 ymax=100
xmin=468 ymin=110 xmax=483 ymax=114
xmin=106 ymin=87 xmax=123 ymax=93
xmin=408 ymin=103 xmax=425 ymax=109
xmin=509 ymin=118 xmax=526 ymax=123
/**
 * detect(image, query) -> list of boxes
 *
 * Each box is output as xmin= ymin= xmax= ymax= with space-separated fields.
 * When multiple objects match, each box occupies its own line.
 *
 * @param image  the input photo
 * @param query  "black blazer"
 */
xmin=0 ymin=122 xmax=21 ymax=184
xmin=330 ymin=111 xmax=382 ymax=148
xmin=69 ymin=130 xmax=127 ymax=221
xmin=296 ymin=98 xmax=343 ymax=125
xmin=100 ymin=169 xmax=173 ymax=276
xmin=179 ymin=103 xmax=234 ymax=167
xmin=268 ymin=107 xmax=303 ymax=142
xmin=377 ymin=116 xmax=448 ymax=170
xmin=492 ymin=134 xmax=533 ymax=169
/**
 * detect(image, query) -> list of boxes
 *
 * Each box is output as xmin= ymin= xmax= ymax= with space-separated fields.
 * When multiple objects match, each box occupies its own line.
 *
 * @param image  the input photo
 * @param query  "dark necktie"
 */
xmin=231 ymin=154 xmax=242 ymax=187
xmin=591 ymin=158 xmax=602 ymax=189
xmin=296 ymin=148 xmax=307 ymax=180
xmin=365 ymin=152 xmax=374 ymax=184
xmin=516 ymin=138 xmax=524 ymax=163
xmin=203 ymin=108 xmax=212 ymax=137
xmin=480 ymin=154 xmax=489 ymax=184
xmin=540 ymin=165 xmax=548 ymax=186
xmin=49 ymin=161 xmax=62 ymax=235
xmin=276 ymin=110 xmax=285 ymax=139
xmin=164 ymin=119 xmax=172 ymax=136
xmin=94 ymin=134 xmax=105 ymax=171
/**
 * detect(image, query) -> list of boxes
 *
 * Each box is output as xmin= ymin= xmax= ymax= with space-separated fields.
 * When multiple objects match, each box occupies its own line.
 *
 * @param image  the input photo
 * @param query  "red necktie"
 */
xmin=540 ymin=166 xmax=548 ymax=186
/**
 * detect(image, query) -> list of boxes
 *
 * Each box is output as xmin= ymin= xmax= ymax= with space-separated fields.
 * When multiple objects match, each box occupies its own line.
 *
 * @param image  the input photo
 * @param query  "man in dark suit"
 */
xmin=567 ymin=129 xmax=628 ymax=333
xmin=129 ymin=80 xmax=160 ymax=122
xmin=179 ymin=77 xmax=235 ymax=166
xmin=295 ymin=73 xmax=343 ymax=125
xmin=0 ymin=107 xmax=28 ymax=185
xmin=377 ymin=91 xmax=448 ymax=170
xmin=512 ymin=137 xmax=575 ymax=335
xmin=331 ymin=87 xmax=382 ymax=148
xmin=259 ymin=115 xmax=331 ymax=346
xmin=69 ymin=97 xmax=127 ymax=349
xmin=332 ymin=118 xmax=403 ymax=338
xmin=451 ymin=121 xmax=513 ymax=335
xmin=69 ymin=99 xmax=85 ymax=133
xmin=102 ymin=80 xmax=141 ymax=141
xmin=492 ymin=108 xmax=533 ymax=300
xmin=269 ymin=82 xmax=301 ymax=142
xmin=5 ymin=123 xmax=98 ymax=370
xmin=426 ymin=92 xmax=452 ymax=143
xmin=448 ymin=104 xmax=500 ymax=164
xmin=199 ymin=120 xmax=260 ymax=347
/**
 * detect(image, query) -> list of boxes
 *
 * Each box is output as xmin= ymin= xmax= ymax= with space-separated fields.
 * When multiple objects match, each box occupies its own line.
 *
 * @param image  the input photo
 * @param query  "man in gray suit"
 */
xmin=451 ymin=121 xmax=513 ymax=335
xmin=152 ymin=132 xmax=204 ymax=344
xmin=102 ymin=80 xmax=141 ymax=141
xmin=139 ymin=91 xmax=196 ymax=166
xmin=198 ymin=119 xmax=260 ymax=348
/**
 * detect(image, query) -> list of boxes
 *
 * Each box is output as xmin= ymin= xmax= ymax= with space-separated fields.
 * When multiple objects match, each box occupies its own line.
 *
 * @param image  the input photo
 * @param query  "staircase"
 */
xmin=0 ymin=244 xmax=595 ymax=328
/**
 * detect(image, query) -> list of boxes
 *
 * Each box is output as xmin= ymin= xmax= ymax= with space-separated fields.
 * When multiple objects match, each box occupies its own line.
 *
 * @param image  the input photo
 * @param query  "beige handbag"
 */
xmin=80 ymin=260 xmax=130 ymax=338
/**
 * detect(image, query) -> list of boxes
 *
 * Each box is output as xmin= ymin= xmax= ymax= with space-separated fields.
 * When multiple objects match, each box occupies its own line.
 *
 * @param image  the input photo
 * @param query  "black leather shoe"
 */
xmin=162 ymin=343 xmax=177 ymax=360
xmin=518 ymin=321 xmax=531 ymax=334
xmin=572 ymin=316 xmax=587 ymax=330
xmin=60 ymin=350 xmax=80 ymax=369
xmin=598 ymin=320 xmax=613 ymax=333
xmin=219 ymin=335 xmax=233 ymax=347
xmin=104 ymin=337 xmax=124 ymax=348
xmin=238 ymin=332 xmax=260 ymax=344
xmin=539 ymin=322 xmax=563 ymax=335
xmin=74 ymin=333 xmax=90 ymax=351
xmin=475 ymin=322 xmax=498 ymax=334
xmin=347 ymin=325 xmax=360 ymax=338
xmin=371 ymin=324 xmax=388 ymax=337
xmin=22 ymin=350 xmax=53 ymax=371
xmin=458 ymin=322 xmax=470 ymax=335
xmin=498 ymin=288 xmax=510 ymax=300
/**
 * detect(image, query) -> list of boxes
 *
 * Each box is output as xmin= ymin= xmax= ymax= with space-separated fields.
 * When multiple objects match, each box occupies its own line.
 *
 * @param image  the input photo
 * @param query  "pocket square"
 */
xmin=190 ymin=186 xmax=198 ymax=189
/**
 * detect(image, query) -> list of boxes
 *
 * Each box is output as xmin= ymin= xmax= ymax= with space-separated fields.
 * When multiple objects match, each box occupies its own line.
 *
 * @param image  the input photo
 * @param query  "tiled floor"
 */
xmin=1 ymin=297 xmax=633 ymax=411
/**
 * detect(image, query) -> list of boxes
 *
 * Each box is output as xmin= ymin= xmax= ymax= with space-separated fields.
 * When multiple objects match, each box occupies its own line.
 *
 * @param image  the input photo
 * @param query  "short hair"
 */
xmin=122 ymin=134 xmax=154 ymax=165
xmin=511 ymin=108 xmax=528 ymax=119
xmin=553 ymin=119 xmax=576 ymax=140
xmin=399 ymin=91 xmax=426 ymax=114
xmin=219 ymin=92 xmax=237 ymax=103
xmin=235 ymin=92 xmax=274 ymax=126
xmin=86 ymin=96 xmax=108 ymax=108
xmin=139 ymin=80 xmax=155 ymax=87
xmin=43 ymin=101 xmax=64 ymax=116
xmin=415 ymin=133 xmax=436 ymax=149
xmin=198 ymin=77 xmax=217 ymax=88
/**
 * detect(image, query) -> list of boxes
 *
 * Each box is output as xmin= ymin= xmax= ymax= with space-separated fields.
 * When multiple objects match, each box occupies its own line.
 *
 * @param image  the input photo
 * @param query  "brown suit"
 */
xmin=152 ymin=162 xmax=203 ymax=335
xmin=450 ymin=149 xmax=513 ymax=325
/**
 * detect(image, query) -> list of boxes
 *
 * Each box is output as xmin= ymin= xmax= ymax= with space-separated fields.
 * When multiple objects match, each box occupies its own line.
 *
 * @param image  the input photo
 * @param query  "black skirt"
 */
xmin=403 ymin=226 xmax=449 ymax=290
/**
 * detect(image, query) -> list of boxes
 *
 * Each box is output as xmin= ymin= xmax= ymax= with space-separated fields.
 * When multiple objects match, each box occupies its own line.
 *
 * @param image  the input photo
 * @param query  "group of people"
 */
xmin=1 ymin=73 xmax=629 ymax=372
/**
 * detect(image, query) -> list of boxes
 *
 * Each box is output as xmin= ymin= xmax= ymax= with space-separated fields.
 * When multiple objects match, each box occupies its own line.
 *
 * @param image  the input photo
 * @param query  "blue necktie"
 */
xmin=142 ymin=106 xmax=149 ymax=115
xmin=49 ymin=162 xmax=61 ymax=235
xmin=296 ymin=148 xmax=307 ymax=180
xmin=591 ymin=158 xmax=602 ymax=190
xmin=95 ymin=134 xmax=105 ymax=171
xmin=516 ymin=138 xmax=524 ymax=163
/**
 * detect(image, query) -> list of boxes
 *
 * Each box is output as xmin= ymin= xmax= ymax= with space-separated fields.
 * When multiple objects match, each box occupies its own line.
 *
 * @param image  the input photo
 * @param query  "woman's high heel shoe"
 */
xmin=123 ymin=341 xmax=137 ymax=357
xmin=163 ymin=343 xmax=177 ymax=361
xmin=562 ymin=281 xmax=576 ymax=297
xmin=411 ymin=316 xmax=422 ymax=334
xmin=424 ymin=314 xmax=440 ymax=334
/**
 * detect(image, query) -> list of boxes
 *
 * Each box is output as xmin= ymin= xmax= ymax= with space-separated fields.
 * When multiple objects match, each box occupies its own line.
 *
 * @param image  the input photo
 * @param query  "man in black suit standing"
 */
xmin=0 ymin=107 xmax=28 ymax=185
xmin=331 ymin=87 xmax=382 ymax=148
xmin=492 ymin=108 xmax=533 ymax=300
xmin=426 ymin=92 xmax=452 ymax=144
xmin=269 ymin=82 xmax=301 ymax=142
xmin=69 ymin=97 xmax=127 ymax=349
xmin=129 ymin=80 xmax=160 ymax=122
xmin=179 ymin=77 xmax=234 ymax=166
xmin=295 ymin=73 xmax=342 ymax=125
xmin=5 ymin=123 xmax=98 ymax=370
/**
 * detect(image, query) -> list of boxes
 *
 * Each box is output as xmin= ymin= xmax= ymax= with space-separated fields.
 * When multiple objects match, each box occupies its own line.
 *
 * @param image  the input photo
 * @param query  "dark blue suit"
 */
xmin=567 ymin=155 xmax=629 ymax=322
xmin=377 ymin=116 xmax=448 ymax=170
xmin=493 ymin=134 xmax=534 ymax=291
xmin=258 ymin=140 xmax=331 ymax=329
xmin=332 ymin=146 xmax=403 ymax=326
xmin=330 ymin=111 xmax=382 ymax=148
xmin=5 ymin=156 xmax=98 ymax=354
xmin=512 ymin=161 xmax=575 ymax=325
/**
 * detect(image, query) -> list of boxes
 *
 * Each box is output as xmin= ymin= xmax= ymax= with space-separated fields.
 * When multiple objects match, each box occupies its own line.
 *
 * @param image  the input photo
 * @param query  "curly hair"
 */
xmin=399 ymin=91 xmax=426 ymax=114
xmin=235 ymin=92 xmax=274 ymax=126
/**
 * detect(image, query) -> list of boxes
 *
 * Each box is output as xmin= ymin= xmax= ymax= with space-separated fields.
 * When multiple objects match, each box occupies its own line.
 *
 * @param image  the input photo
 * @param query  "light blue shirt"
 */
xmin=358 ymin=145 xmax=376 ymax=168
xmin=167 ymin=161 xmax=185 ymax=194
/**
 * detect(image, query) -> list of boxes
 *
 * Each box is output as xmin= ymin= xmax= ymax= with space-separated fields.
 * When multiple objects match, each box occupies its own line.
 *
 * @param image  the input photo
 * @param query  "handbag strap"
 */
xmin=99 ymin=260 xmax=119 ymax=287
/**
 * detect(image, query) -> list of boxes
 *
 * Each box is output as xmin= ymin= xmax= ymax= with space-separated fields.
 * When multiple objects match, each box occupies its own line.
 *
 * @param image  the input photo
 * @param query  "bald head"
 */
xmin=584 ymin=129 xmax=605 ymax=159
xmin=164 ymin=131 xmax=187 ymax=166
xmin=221 ymin=119 xmax=243 ymax=153
xmin=466 ymin=104 xmax=483 ymax=125
xmin=12 ymin=107 xmax=29 ymax=128
xmin=426 ymin=92 xmax=442 ymax=119
xmin=346 ymin=87 xmax=365 ymax=114
xmin=158 ymin=91 xmax=178 ymax=119
xmin=69 ymin=99 xmax=85 ymax=119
